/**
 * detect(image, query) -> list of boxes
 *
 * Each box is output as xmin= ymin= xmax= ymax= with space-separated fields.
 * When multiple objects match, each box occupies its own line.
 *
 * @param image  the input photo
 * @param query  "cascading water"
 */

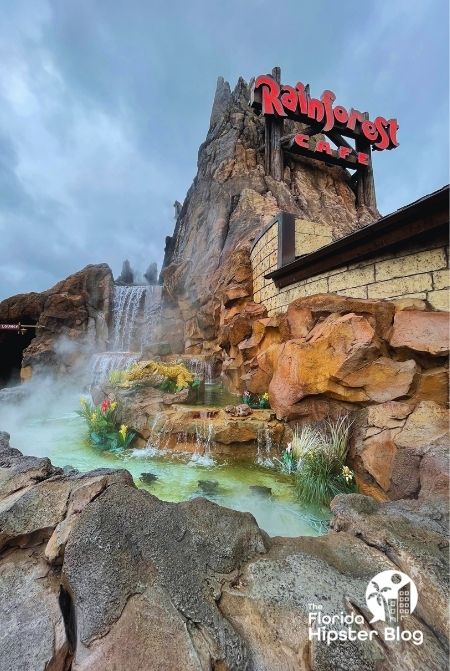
xmin=89 ymin=284 xmax=161 ymax=384
xmin=111 ymin=285 xmax=161 ymax=351
xmin=90 ymin=352 xmax=140 ymax=386
xmin=256 ymin=426 xmax=274 ymax=466
xmin=185 ymin=357 xmax=214 ymax=384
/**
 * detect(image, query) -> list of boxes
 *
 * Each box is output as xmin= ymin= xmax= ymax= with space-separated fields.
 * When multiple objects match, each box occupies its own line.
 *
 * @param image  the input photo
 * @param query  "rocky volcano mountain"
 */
xmin=159 ymin=76 xmax=377 ymax=354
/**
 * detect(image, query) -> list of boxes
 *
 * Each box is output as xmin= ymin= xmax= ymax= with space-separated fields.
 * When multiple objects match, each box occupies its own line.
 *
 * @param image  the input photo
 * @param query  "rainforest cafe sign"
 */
xmin=251 ymin=74 xmax=399 ymax=168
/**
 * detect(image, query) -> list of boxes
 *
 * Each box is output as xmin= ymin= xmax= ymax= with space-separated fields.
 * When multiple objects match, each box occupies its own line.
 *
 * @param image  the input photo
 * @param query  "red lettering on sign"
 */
xmin=280 ymin=85 xmax=298 ymax=113
xmin=321 ymin=90 xmax=336 ymax=132
xmin=373 ymin=116 xmax=390 ymax=150
xmin=333 ymin=105 xmax=349 ymax=124
xmin=255 ymin=75 xmax=286 ymax=117
xmin=307 ymin=98 xmax=325 ymax=124
xmin=388 ymin=118 xmax=399 ymax=148
xmin=338 ymin=146 xmax=352 ymax=160
xmin=347 ymin=108 xmax=365 ymax=131
xmin=252 ymin=74 xmax=399 ymax=153
xmin=315 ymin=140 xmax=332 ymax=155
xmin=294 ymin=133 xmax=310 ymax=149
xmin=361 ymin=120 xmax=378 ymax=142
xmin=357 ymin=152 xmax=369 ymax=165
xmin=296 ymin=82 xmax=309 ymax=114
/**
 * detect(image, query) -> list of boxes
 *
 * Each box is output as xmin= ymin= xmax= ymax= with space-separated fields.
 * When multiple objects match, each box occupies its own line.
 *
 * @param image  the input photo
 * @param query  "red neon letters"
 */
xmin=293 ymin=135 xmax=369 ymax=166
xmin=254 ymin=75 xmax=399 ymax=150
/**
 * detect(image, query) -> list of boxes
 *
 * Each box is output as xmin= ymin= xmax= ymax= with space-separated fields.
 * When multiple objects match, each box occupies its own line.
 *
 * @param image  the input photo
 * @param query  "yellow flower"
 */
xmin=119 ymin=424 xmax=128 ymax=441
xmin=342 ymin=465 xmax=354 ymax=483
xmin=90 ymin=412 xmax=97 ymax=422
xmin=262 ymin=392 xmax=269 ymax=401
xmin=110 ymin=402 xmax=117 ymax=411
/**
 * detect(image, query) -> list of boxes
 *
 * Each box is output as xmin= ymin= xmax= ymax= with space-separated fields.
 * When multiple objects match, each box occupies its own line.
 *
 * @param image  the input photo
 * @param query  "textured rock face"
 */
xmin=0 ymin=264 xmax=114 ymax=381
xmin=389 ymin=310 xmax=450 ymax=355
xmin=95 ymin=381 xmax=286 ymax=455
xmin=355 ymin=400 xmax=449 ymax=500
xmin=218 ymin=294 xmax=449 ymax=500
xmin=160 ymin=77 xmax=374 ymax=354
xmin=0 ymin=433 xmax=448 ymax=671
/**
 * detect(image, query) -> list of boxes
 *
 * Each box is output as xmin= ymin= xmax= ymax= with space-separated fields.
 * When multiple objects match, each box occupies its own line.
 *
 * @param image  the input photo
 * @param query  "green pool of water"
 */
xmin=0 ymin=384 xmax=330 ymax=537
xmin=193 ymin=382 xmax=240 ymax=407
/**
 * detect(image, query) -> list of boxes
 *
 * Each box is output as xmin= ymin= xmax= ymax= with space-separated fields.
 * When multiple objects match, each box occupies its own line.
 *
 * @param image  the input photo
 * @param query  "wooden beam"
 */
xmin=277 ymin=212 xmax=296 ymax=267
xmin=283 ymin=141 xmax=366 ymax=171
xmin=355 ymin=112 xmax=377 ymax=212
xmin=269 ymin=66 xmax=283 ymax=181
xmin=326 ymin=130 xmax=355 ymax=153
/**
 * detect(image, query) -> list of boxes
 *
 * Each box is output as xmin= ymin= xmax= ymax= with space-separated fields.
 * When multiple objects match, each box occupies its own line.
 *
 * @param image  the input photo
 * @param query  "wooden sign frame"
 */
xmin=250 ymin=67 xmax=399 ymax=212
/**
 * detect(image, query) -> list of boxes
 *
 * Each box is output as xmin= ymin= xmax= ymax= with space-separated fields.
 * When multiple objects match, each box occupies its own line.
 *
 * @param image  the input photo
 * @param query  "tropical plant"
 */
xmin=294 ymin=416 xmax=356 ymax=506
xmin=291 ymin=425 xmax=322 ymax=460
xmin=77 ymin=397 xmax=136 ymax=451
xmin=277 ymin=443 xmax=296 ymax=474
xmin=240 ymin=390 xmax=270 ymax=409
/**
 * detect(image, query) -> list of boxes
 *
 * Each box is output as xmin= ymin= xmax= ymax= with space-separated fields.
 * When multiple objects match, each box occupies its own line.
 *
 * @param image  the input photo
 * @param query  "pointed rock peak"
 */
xmin=232 ymin=76 xmax=250 ymax=106
xmin=210 ymin=76 xmax=232 ymax=129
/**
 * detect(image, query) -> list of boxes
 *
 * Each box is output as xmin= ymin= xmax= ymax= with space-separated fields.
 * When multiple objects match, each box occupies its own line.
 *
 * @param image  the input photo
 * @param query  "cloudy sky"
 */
xmin=0 ymin=0 xmax=448 ymax=299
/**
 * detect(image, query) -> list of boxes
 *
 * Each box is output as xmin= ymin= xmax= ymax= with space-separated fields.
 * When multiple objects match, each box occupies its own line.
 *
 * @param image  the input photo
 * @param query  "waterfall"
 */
xmin=89 ymin=285 xmax=161 ymax=385
xmin=90 ymin=352 xmax=140 ymax=385
xmin=256 ymin=426 xmax=274 ymax=466
xmin=185 ymin=357 xmax=214 ymax=384
xmin=111 ymin=285 xmax=161 ymax=351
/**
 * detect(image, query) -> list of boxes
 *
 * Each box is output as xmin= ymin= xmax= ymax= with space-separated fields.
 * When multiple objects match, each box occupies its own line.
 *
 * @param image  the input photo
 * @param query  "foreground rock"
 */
xmin=0 ymin=432 xmax=448 ymax=670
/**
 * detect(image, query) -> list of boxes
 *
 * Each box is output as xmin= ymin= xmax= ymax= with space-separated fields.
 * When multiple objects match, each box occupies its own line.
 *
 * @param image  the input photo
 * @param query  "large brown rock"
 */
xmin=269 ymin=313 xmax=381 ymax=418
xmin=221 ymin=495 xmax=448 ymax=671
xmin=62 ymin=485 xmax=267 ymax=670
xmin=331 ymin=494 xmax=449 ymax=651
xmin=0 ymin=264 xmax=114 ymax=378
xmin=389 ymin=310 xmax=450 ymax=355
xmin=341 ymin=356 xmax=417 ymax=402
xmin=287 ymin=293 xmax=395 ymax=337
xmin=0 ymin=549 xmax=69 ymax=671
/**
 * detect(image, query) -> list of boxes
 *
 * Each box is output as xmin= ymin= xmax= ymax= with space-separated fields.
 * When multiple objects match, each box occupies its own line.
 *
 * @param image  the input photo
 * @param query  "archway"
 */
xmin=0 ymin=325 xmax=36 ymax=388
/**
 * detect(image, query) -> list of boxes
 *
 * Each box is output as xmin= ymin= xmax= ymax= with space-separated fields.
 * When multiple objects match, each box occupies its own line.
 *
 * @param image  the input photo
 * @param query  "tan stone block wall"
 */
xmin=250 ymin=224 xmax=449 ymax=316
xmin=294 ymin=218 xmax=333 ymax=257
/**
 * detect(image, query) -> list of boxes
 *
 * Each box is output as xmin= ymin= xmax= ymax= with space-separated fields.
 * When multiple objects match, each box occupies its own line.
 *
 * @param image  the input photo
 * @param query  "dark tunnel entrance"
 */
xmin=0 ymin=324 xmax=36 ymax=388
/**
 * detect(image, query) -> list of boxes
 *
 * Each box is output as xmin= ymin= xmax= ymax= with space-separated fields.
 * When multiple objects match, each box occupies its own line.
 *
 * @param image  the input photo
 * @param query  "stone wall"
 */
xmin=251 ymin=221 xmax=449 ymax=314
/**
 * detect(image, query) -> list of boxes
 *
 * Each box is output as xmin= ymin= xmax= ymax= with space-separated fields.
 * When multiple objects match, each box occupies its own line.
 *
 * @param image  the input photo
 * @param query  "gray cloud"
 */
xmin=0 ymin=0 xmax=448 ymax=299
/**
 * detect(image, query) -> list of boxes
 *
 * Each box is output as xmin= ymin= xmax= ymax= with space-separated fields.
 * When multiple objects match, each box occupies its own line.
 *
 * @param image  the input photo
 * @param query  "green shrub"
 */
xmin=286 ymin=416 xmax=356 ymax=506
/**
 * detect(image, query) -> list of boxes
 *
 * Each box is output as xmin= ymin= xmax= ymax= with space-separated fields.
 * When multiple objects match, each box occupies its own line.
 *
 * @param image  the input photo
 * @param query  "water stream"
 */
xmin=89 ymin=284 xmax=162 ymax=383
xmin=0 ymin=283 xmax=330 ymax=538
xmin=0 ymin=384 xmax=330 ymax=538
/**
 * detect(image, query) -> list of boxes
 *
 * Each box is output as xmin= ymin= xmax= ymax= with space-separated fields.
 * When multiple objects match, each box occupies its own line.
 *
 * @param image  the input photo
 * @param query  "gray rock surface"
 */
xmin=0 ymin=432 xmax=448 ymax=670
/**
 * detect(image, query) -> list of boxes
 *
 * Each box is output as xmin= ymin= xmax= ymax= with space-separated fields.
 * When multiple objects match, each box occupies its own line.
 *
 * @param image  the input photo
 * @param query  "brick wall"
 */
xmin=251 ymin=220 xmax=449 ymax=316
